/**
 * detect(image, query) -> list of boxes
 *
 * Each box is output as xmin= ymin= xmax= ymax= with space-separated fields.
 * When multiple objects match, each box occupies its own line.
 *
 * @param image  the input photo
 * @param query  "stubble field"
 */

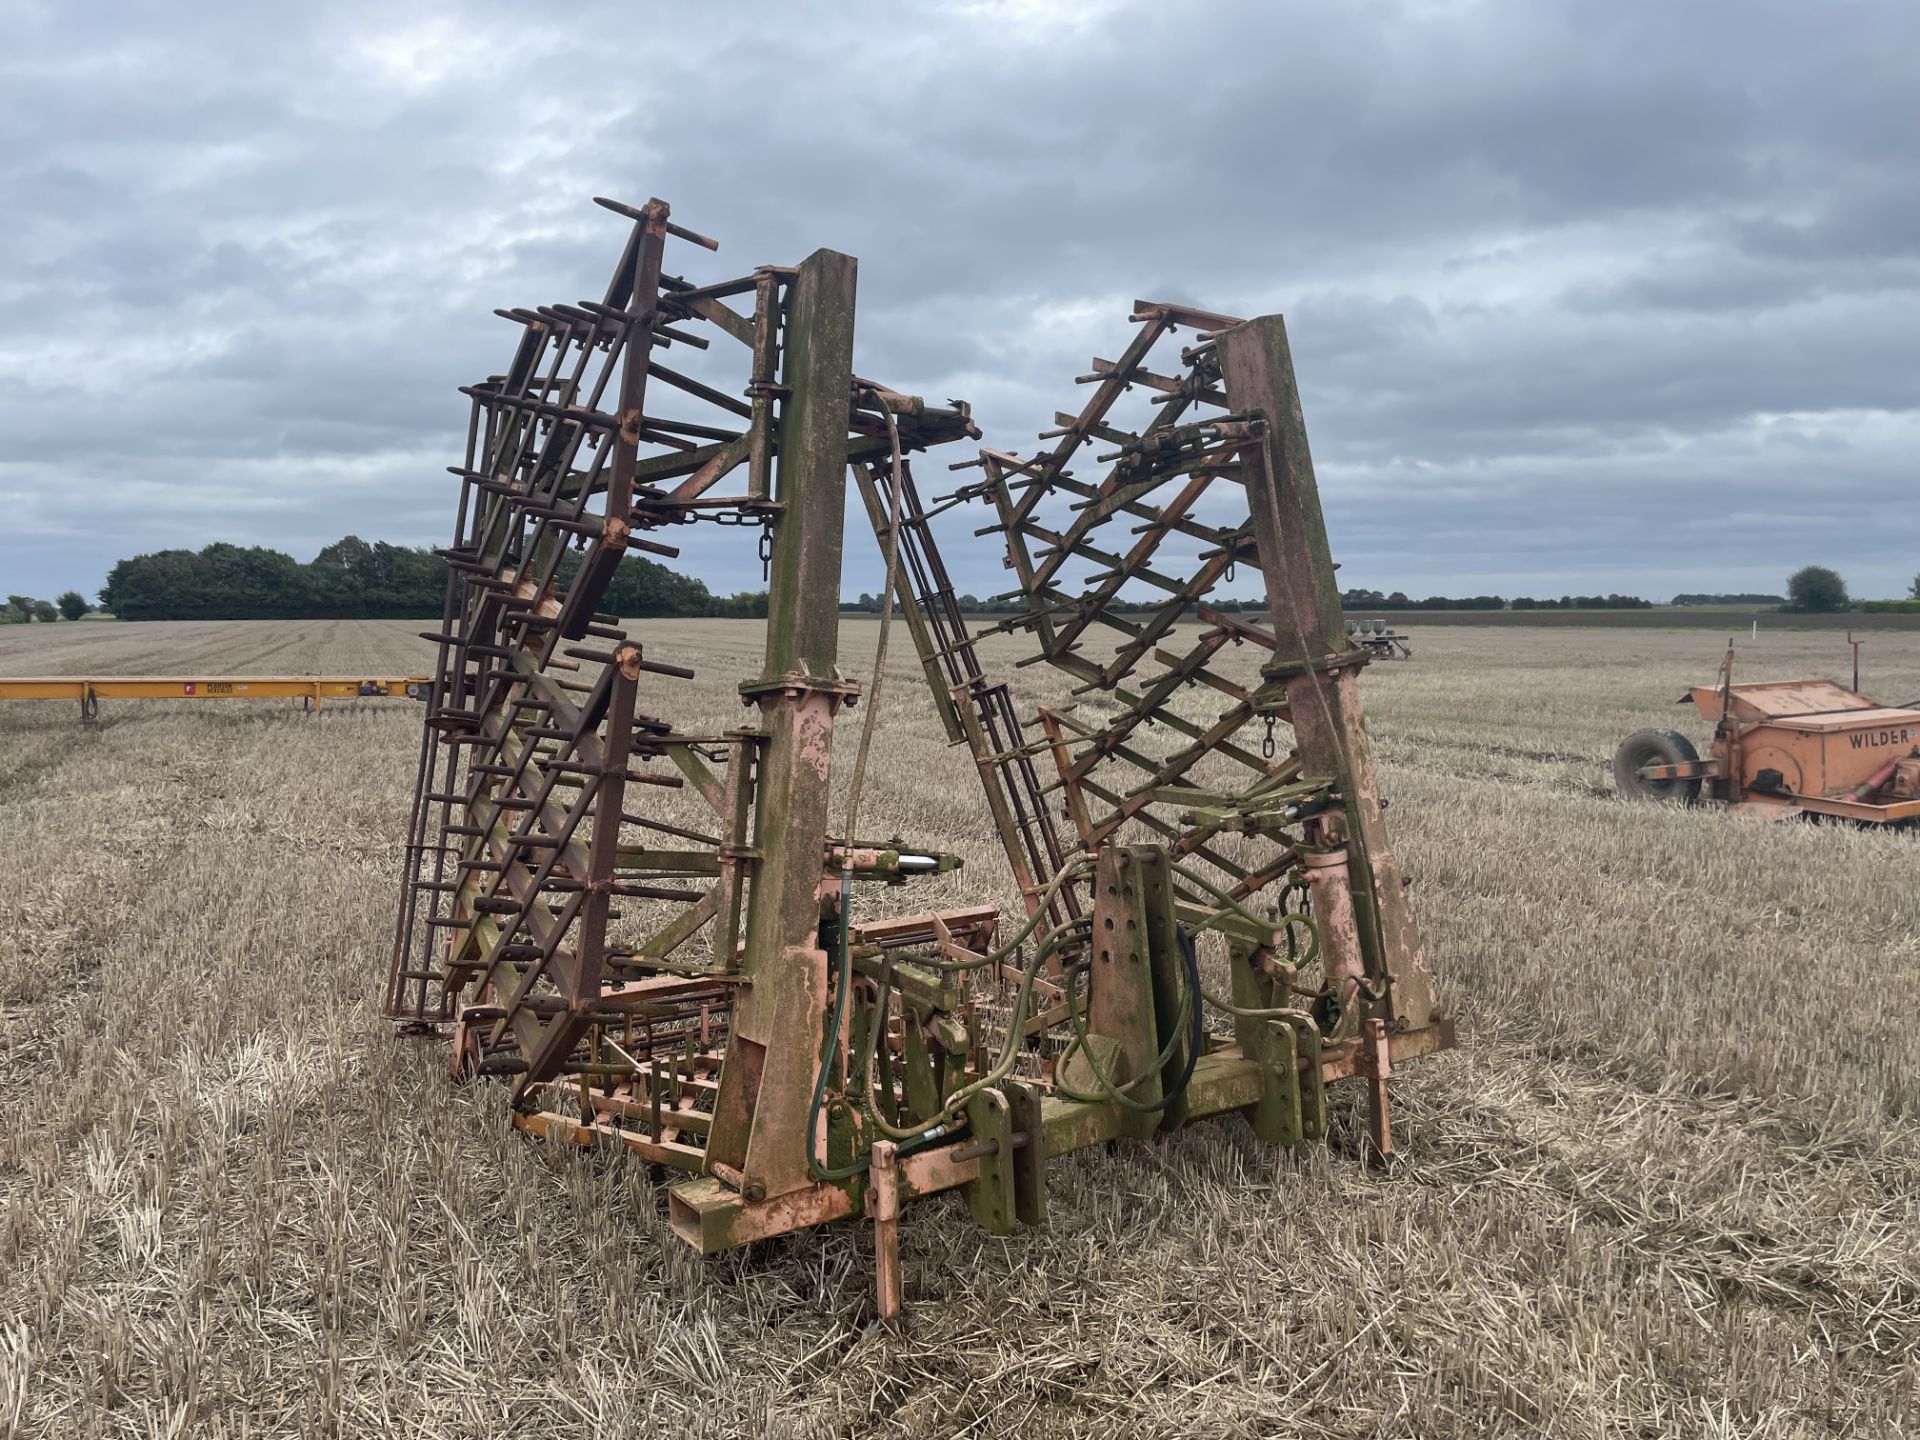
xmin=1 ymin=618 xmax=1917 ymax=1439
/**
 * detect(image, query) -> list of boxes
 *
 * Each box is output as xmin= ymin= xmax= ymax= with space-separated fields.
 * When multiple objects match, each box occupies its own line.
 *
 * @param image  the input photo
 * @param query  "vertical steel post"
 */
xmin=1217 ymin=315 xmax=1438 ymax=1032
xmin=706 ymin=249 xmax=859 ymax=1199
xmin=869 ymin=1139 xmax=902 ymax=1319
xmin=1080 ymin=847 xmax=1165 ymax=1141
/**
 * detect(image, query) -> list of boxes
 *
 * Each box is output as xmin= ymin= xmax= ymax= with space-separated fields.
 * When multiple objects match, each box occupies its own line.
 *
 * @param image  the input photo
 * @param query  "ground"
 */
xmin=1 ymin=618 xmax=1917 ymax=1439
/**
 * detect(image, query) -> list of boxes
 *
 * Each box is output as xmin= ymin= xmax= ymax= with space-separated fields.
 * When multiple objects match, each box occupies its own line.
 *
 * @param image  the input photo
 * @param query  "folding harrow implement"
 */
xmin=385 ymin=197 xmax=1453 ymax=1313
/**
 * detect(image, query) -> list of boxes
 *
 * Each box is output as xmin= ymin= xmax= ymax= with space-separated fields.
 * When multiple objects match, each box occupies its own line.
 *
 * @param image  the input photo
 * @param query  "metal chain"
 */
xmin=758 ymin=523 xmax=773 ymax=581
xmin=1262 ymin=714 xmax=1277 ymax=759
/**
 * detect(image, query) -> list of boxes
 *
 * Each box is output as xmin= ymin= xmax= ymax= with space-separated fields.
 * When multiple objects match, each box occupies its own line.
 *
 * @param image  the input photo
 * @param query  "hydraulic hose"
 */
xmin=840 ymin=404 xmax=905 ymax=854
xmin=906 ymin=859 xmax=1089 ymax=972
xmin=1165 ymin=859 xmax=1348 ymax=1032
xmin=1170 ymin=857 xmax=1322 ymax=973
xmin=1051 ymin=925 xmax=1204 ymax=1113
xmin=854 ymin=918 xmax=1083 ymax=1141
xmin=807 ymin=402 xmax=913 ymax=1180
xmin=807 ymin=857 xmax=1089 ymax=1179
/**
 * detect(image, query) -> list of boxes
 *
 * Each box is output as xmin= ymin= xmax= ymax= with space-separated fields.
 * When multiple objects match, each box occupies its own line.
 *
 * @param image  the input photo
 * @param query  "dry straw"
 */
xmin=0 ymin=618 xmax=1916 ymax=1436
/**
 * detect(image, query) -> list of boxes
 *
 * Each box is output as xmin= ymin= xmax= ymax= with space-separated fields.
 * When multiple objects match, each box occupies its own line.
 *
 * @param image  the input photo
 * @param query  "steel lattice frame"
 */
xmin=386 ymin=199 xmax=978 ymax=1156
xmin=914 ymin=302 xmax=1442 ymax=1053
xmin=386 ymin=199 xmax=1452 ymax=1310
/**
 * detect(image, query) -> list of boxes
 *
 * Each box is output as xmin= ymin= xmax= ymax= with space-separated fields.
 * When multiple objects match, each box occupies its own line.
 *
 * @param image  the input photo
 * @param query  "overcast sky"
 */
xmin=3 ymin=0 xmax=1916 ymax=605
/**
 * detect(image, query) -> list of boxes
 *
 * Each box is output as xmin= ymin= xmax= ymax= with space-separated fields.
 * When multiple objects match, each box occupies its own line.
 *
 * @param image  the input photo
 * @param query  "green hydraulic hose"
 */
xmin=1169 ymin=857 xmax=1321 ymax=970
xmin=855 ymin=917 xmax=1086 ymax=1141
xmin=807 ymin=861 xmax=1088 ymax=1179
xmin=1162 ymin=859 xmax=1342 ymax=1030
xmin=904 ymin=860 xmax=1090 ymax=972
xmin=1050 ymin=926 xmax=1204 ymax=1112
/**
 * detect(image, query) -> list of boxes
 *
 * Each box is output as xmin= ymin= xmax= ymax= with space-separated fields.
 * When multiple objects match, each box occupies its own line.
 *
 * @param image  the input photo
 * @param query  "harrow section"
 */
xmin=936 ymin=302 xmax=1441 ymax=1050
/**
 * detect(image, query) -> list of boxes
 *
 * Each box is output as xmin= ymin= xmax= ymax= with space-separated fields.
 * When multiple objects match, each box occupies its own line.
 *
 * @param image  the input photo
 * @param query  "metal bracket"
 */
xmin=962 ymin=1087 xmax=1017 ymax=1236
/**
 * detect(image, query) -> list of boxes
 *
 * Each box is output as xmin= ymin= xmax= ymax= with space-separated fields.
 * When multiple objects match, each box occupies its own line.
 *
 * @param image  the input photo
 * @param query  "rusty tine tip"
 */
xmin=593 ymin=195 xmax=648 ymax=222
xmin=665 ymin=220 xmax=720 ymax=252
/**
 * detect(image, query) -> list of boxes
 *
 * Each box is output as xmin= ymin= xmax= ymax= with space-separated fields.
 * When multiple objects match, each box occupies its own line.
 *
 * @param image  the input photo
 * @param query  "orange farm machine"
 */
xmin=1614 ymin=645 xmax=1920 ymax=823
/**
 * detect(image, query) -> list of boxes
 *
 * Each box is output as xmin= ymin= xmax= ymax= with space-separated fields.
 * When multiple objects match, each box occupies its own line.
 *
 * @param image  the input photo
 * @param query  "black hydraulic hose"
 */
xmin=1164 ymin=925 xmax=1205 ymax=1103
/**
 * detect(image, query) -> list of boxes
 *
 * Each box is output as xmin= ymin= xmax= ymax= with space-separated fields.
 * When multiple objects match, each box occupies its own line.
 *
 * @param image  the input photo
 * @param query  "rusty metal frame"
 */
xmin=387 ymin=197 xmax=981 ymax=1160
xmin=387 ymin=201 xmax=1453 ymax=1312
xmin=915 ymin=303 xmax=1443 ymax=1044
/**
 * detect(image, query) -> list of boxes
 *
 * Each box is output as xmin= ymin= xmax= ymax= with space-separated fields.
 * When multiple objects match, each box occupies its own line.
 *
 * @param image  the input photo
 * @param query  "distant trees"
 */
xmin=1339 ymin=589 xmax=1652 ymax=612
xmin=1785 ymin=566 xmax=1849 ymax=613
xmin=302 ymin=536 xmax=446 ymax=618
xmin=101 ymin=545 xmax=297 ymax=621
xmin=1910 ymin=574 xmax=1920 ymax=602
xmin=840 ymin=592 xmax=1276 ymax=616
xmin=0 ymin=594 xmax=70 ymax=623
xmin=97 ymin=535 xmax=762 ymax=621
xmin=1511 ymin=595 xmax=1652 ymax=610
xmin=707 ymin=591 xmax=771 ymax=618
xmin=582 ymin=547 xmax=716 ymax=618
xmin=74 ymin=545 xmax=1907 ymax=624
xmin=844 ymin=591 xmax=990 ymax=614
xmin=1409 ymin=595 xmax=1510 ymax=610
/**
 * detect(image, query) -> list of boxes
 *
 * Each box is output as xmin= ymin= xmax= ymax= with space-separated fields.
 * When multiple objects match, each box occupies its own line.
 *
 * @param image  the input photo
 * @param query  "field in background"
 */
xmin=1343 ymin=607 xmax=1920 ymax=630
xmin=1 ymin=618 xmax=1917 ymax=1437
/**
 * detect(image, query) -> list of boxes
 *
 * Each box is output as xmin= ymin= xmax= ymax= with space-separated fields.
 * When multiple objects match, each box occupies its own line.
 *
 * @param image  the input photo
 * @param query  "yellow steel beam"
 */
xmin=0 ymin=676 xmax=429 ymax=704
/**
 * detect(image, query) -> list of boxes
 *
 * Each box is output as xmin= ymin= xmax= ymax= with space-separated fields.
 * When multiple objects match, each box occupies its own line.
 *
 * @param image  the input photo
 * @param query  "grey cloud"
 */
xmin=1 ymin=0 xmax=1916 ymax=605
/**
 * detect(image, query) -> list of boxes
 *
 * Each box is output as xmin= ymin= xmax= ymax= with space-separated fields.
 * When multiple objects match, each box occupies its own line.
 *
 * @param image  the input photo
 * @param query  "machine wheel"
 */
xmin=1613 ymin=729 xmax=1702 ymax=804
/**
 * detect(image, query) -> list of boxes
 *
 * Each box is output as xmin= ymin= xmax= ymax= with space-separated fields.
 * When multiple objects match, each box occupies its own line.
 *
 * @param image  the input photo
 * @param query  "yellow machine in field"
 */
xmin=0 ymin=675 xmax=429 ymax=721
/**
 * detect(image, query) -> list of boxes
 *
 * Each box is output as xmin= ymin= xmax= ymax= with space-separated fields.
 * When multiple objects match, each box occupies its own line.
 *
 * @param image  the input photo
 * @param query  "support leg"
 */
xmin=869 ymin=1140 xmax=902 ymax=1320
xmin=1361 ymin=1016 xmax=1393 ymax=1164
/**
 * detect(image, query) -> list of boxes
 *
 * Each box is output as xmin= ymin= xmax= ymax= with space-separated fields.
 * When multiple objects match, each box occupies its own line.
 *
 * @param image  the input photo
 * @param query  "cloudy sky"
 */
xmin=3 ymin=0 xmax=1916 ymax=605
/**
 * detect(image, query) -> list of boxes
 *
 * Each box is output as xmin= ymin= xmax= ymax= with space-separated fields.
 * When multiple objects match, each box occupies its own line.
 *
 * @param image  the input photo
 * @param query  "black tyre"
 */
xmin=1613 ymin=728 xmax=1702 ymax=804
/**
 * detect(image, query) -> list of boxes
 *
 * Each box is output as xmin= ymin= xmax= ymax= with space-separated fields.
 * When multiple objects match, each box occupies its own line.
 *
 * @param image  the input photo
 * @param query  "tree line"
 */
xmin=1340 ymin=570 xmax=1920 ymax=615
xmin=14 ymin=547 xmax=1917 ymax=624
xmin=841 ymin=575 xmax=1920 ymax=616
xmin=2 ymin=592 xmax=92 ymax=624
xmin=1339 ymin=588 xmax=1654 ymax=611
xmin=91 ymin=536 xmax=771 ymax=622
xmin=840 ymin=591 xmax=1275 ymax=616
